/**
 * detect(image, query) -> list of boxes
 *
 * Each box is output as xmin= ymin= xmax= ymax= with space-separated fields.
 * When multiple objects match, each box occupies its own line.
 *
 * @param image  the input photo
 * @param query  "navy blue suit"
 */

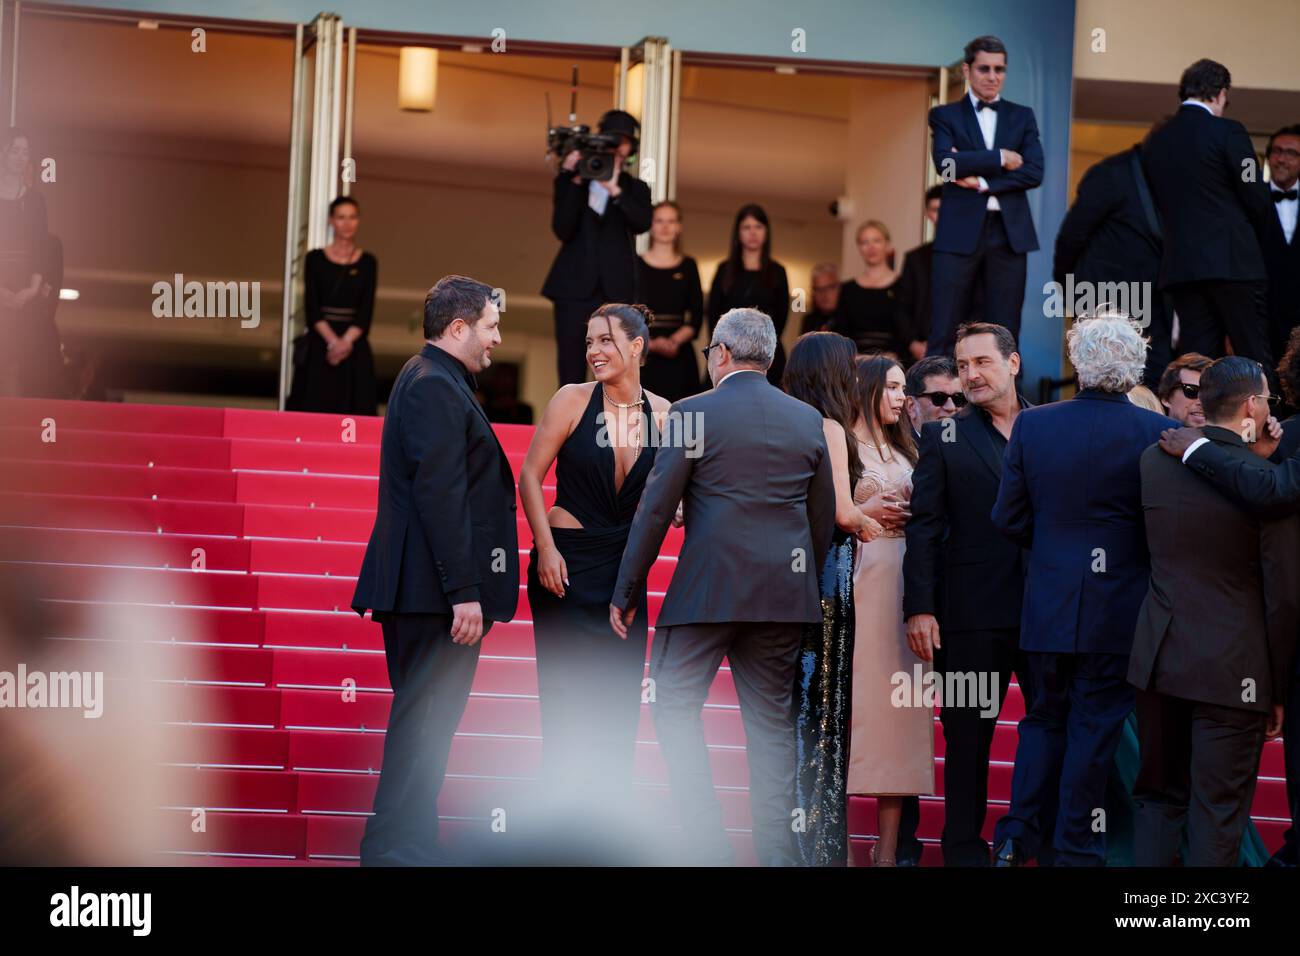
xmin=991 ymin=389 xmax=1176 ymax=865
xmin=927 ymin=95 xmax=1043 ymax=356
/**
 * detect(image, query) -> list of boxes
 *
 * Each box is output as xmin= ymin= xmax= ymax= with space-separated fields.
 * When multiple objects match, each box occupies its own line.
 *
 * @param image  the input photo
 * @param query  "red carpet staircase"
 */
xmin=0 ymin=397 xmax=1289 ymax=865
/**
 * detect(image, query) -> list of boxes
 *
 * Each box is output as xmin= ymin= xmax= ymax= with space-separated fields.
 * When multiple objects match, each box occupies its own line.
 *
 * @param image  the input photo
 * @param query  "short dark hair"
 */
xmin=905 ymin=355 xmax=957 ymax=395
xmin=964 ymin=35 xmax=1007 ymax=66
xmin=924 ymin=183 xmax=943 ymax=204
xmin=1178 ymin=59 xmax=1231 ymax=102
xmin=955 ymin=322 xmax=1017 ymax=359
xmin=1155 ymin=352 xmax=1213 ymax=401
xmin=1278 ymin=326 xmax=1300 ymax=407
xmin=423 ymin=274 xmax=494 ymax=340
xmin=1199 ymin=356 xmax=1264 ymax=422
xmin=1268 ymin=124 xmax=1300 ymax=155
xmin=328 ymin=196 xmax=358 ymax=216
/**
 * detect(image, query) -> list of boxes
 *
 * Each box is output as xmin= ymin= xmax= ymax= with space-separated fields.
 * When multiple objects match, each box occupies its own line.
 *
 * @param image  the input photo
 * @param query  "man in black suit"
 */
xmin=927 ymin=35 xmax=1043 ymax=356
xmin=897 ymin=186 xmax=943 ymax=360
xmin=905 ymin=323 xmax=1037 ymax=865
xmin=1055 ymin=144 xmax=1168 ymax=388
xmin=351 ymin=275 xmax=520 ymax=866
xmin=541 ymin=109 xmax=653 ymax=386
xmin=1264 ymin=126 xmax=1300 ymax=366
xmin=609 ymin=307 xmax=836 ymax=866
xmin=1131 ymin=356 xmax=1298 ymax=865
xmin=1159 ymin=328 xmax=1300 ymax=866
xmin=1142 ymin=59 xmax=1277 ymax=379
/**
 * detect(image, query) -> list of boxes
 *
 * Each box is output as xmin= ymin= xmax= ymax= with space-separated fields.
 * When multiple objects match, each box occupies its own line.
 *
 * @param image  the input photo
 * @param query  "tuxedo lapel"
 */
xmin=991 ymin=101 xmax=1014 ymax=151
xmin=960 ymin=96 xmax=985 ymax=150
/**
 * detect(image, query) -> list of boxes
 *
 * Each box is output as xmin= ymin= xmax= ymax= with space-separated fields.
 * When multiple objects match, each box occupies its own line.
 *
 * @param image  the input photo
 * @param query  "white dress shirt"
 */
xmin=718 ymin=368 xmax=765 ymax=387
xmin=1180 ymin=98 xmax=1214 ymax=115
xmin=970 ymin=91 xmax=1001 ymax=212
xmin=1271 ymin=179 xmax=1298 ymax=244
xmin=1182 ymin=436 xmax=1210 ymax=463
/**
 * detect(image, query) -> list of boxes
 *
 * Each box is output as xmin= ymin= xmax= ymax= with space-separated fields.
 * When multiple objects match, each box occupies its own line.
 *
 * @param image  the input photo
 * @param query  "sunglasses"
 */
xmin=914 ymin=390 xmax=967 ymax=408
xmin=1254 ymin=392 xmax=1282 ymax=408
xmin=1177 ymin=383 xmax=1200 ymax=400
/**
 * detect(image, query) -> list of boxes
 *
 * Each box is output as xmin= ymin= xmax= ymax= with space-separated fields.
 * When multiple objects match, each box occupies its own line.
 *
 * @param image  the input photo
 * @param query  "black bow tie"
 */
xmin=1275 ymin=189 xmax=1299 ymax=203
xmin=976 ymin=99 xmax=1000 ymax=112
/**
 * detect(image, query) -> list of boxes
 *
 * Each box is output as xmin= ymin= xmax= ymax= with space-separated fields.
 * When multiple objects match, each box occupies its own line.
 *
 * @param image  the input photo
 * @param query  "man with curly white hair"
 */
xmin=988 ymin=310 xmax=1177 ymax=866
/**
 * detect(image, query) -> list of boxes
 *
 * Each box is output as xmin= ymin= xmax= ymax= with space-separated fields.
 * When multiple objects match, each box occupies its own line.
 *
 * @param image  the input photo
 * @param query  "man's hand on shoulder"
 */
xmin=1158 ymin=426 xmax=1204 ymax=459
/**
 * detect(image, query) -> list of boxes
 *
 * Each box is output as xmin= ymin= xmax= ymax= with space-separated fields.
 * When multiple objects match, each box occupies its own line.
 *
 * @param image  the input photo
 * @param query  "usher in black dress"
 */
xmin=527 ymin=384 xmax=659 ymax=799
xmin=287 ymin=248 xmax=379 ymax=415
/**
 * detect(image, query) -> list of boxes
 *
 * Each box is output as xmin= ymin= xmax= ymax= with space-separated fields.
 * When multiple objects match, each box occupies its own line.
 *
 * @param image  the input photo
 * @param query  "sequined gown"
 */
xmin=793 ymin=524 xmax=856 ymax=866
xmin=847 ymin=438 xmax=935 ymax=797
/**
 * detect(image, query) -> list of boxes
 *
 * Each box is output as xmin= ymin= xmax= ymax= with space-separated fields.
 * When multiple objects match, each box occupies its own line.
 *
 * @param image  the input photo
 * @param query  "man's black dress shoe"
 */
xmin=992 ymin=838 xmax=1025 ymax=867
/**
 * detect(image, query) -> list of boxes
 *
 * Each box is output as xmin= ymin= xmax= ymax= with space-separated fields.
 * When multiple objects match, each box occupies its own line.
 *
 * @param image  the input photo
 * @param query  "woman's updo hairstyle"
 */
xmin=590 ymin=302 xmax=653 ymax=366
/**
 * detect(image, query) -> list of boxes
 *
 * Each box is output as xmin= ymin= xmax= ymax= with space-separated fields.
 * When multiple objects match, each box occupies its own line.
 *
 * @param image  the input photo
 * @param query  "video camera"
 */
xmin=545 ymin=66 xmax=638 ymax=183
xmin=546 ymin=125 xmax=625 ymax=182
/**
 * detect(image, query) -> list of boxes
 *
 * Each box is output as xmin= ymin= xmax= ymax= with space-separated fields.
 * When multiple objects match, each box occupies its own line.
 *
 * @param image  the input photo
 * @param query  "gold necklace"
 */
xmin=603 ymin=386 xmax=644 ymax=452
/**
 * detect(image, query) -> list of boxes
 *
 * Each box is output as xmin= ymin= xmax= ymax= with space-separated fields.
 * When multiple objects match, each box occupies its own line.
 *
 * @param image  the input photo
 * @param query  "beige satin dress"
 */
xmin=846 ymin=438 xmax=935 ymax=797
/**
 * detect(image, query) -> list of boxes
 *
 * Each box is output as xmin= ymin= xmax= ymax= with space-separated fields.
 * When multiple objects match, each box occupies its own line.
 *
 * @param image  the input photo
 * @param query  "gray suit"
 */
xmin=612 ymin=369 xmax=836 ymax=865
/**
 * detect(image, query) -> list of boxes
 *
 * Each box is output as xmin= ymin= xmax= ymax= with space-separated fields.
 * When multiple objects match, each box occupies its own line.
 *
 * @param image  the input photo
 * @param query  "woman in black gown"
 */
xmin=636 ymin=201 xmax=704 ymax=401
xmin=518 ymin=303 xmax=671 ymax=811
xmin=287 ymin=196 xmax=379 ymax=414
xmin=831 ymin=219 xmax=909 ymax=360
xmin=783 ymin=331 xmax=880 ymax=866
xmin=706 ymin=203 xmax=790 ymax=388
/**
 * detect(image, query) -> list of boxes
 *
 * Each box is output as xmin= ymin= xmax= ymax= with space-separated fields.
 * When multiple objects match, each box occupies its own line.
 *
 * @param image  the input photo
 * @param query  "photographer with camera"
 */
xmin=541 ymin=109 xmax=652 ymax=386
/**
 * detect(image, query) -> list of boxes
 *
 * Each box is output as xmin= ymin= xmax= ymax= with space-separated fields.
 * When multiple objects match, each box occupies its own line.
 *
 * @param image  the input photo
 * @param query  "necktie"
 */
xmin=976 ymin=99 xmax=1000 ymax=112
xmin=1274 ymin=189 xmax=1298 ymax=203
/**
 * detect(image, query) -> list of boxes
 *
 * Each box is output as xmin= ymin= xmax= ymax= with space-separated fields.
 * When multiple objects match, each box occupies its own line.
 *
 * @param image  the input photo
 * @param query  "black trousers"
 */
xmin=651 ymin=620 xmax=803 ymax=866
xmin=935 ymin=627 xmax=1030 ymax=866
xmin=359 ymin=612 xmax=481 ymax=866
xmin=1269 ymin=660 xmax=1300 ymax=866
xmin=1168 ymin=280 xmax=1275 ymax=383
xmin=928 ymin=212 xmax=1027 ymax=357
xmin=1133 ymin=688 xmax=1267 ymax=867
xmin=533 ymin=599 xmax=647 ymax=801
xmin=552 ymin=296 xmax=602 ymax=386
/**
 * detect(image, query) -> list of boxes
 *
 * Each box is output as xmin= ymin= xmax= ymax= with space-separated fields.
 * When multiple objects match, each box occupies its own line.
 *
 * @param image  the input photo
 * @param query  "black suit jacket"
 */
xmin=1263 ymin=184 xmax=1300 ymax=356
xmin=1054 ymin=146 xmax=1162 ymax=289
xmin=611 ymin=370 xmax=835 ymax=626
xmin=1141 ymin=105 xmax=1274 ymax=288
xmin=351 ymin=344 xmax=520 ymax=622
xmin=903 ymin=401 xmax=1029 ymax=631
xmin=540 ymin=170 xmax=652 ymax=302
xmin=895 ymin=242 xmax=933 ymax=344
xmin=1184 ymin=415 xmax=1300 ymax=513
xmin=1129 ymin=428 xmax=1299 ymax=712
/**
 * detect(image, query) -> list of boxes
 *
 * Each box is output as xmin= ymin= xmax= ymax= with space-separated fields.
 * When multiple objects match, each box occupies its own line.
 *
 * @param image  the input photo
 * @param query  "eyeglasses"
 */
xmin=702 ymin=342 xmax=725 ymax=359
xmin=1253 ymin=392 xmax=1282 ymax=408
xmin=1177 ymin=383 xmax=1200 ymax=400
xmin=913 ymin=390 xmax=967 ymax=408
xmin=1269 ymin=145 xmax=1300 ymax=160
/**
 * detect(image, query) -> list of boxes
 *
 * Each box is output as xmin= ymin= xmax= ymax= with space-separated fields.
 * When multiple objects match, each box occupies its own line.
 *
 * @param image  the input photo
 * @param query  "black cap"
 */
xmin=598 ymin=109 xmax=640 ymax=149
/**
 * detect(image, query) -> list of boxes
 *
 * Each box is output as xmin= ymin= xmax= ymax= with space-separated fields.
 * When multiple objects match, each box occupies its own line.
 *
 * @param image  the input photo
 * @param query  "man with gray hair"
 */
xmin=989 ymin=311 xmax=1177 ymax=866
xmin=610 ymin=307 xmax=836 ymax=865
